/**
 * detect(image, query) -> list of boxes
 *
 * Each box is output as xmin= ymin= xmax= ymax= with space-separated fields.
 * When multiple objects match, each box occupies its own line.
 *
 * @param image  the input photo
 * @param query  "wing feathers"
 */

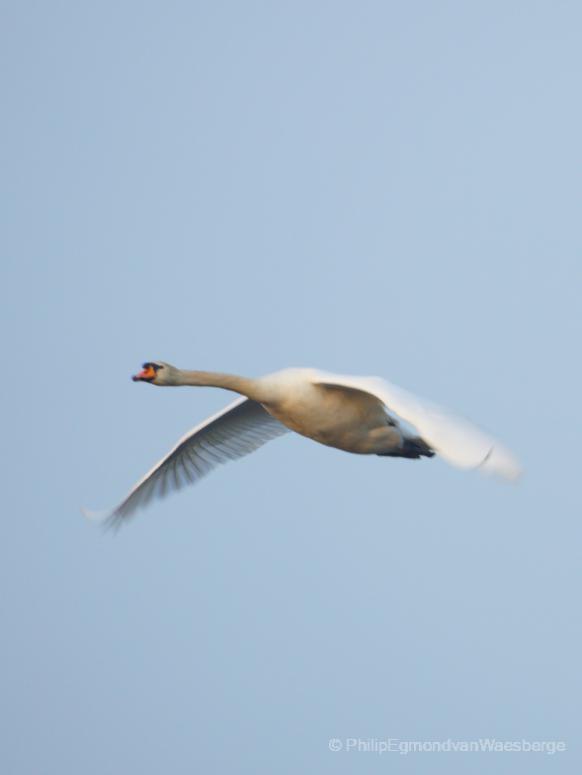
xmin=311 ymin=371 xmax=521 ymax=480
xmin=89 ymin=397 xmax=289 ymax=530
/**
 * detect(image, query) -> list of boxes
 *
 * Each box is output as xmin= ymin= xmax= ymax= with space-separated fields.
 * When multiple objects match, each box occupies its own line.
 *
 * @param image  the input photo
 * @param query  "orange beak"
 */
xmin=132 ymin=365 xmax=156 ymax=382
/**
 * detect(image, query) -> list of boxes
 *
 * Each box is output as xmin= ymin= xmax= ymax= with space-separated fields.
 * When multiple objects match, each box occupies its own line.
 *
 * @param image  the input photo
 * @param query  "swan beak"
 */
xmin=132 ymin=365 xmax=156 ymax=382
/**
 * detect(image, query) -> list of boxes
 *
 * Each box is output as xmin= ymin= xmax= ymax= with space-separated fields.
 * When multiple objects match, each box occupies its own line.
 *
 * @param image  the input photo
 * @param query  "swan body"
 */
xmin=86 ymin=363 xmax=521 ymax=529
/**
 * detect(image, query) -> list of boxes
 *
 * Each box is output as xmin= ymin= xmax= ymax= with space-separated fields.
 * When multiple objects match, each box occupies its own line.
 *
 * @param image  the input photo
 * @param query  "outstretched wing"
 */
xmin=85 ymin=398 xmax=289 ymax=529
xmin=310 ymin=371 xmax=522 ymax=480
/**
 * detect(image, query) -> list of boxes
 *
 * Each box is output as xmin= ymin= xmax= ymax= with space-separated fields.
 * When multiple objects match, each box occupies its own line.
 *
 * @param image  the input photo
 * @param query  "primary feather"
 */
xmin=92 ymin=397 xmax=288 ymax=530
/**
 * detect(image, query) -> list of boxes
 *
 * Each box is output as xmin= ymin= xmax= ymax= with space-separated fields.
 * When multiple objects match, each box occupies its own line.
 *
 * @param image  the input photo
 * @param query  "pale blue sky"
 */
xmin=2 ymin=1 xmax=581 ymax=773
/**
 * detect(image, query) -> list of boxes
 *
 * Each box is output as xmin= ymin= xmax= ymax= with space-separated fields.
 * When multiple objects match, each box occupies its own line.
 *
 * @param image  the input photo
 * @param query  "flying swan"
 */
xmin=86 ymin=362 xmax=521 ymax=528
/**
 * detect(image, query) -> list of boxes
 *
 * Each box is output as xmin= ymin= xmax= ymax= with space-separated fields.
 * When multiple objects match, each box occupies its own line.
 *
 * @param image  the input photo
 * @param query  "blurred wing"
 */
xmin=311 ymin=371 xmax=522 ymax=480
xmin=86 ymin=397 xmax=289 ymax=530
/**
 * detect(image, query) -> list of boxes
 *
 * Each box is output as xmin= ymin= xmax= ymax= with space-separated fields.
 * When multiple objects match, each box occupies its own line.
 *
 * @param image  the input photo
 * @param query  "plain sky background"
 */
xmin=2 ymin=1 xmax=581 ymax=773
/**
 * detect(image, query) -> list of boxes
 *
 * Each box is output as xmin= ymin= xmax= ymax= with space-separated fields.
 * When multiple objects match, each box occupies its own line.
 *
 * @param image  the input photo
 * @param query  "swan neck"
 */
xmin=175 ymin=370 xmax=255 ymax=396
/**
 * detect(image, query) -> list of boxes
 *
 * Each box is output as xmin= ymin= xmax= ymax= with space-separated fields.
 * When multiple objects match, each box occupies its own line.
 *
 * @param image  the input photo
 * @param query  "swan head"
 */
xmin=132 ymin=361 xmax=178 ymax=386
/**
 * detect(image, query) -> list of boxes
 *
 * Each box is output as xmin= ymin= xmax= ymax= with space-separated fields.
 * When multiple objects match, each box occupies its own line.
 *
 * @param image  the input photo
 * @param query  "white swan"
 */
xmin=86 ymin=362 xmax=521 ymax=528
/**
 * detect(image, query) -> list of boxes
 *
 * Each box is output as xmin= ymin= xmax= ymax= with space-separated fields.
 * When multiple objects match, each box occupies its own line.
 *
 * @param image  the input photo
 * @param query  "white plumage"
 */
xmin=85 ymin=364 xmax=521 ymax=528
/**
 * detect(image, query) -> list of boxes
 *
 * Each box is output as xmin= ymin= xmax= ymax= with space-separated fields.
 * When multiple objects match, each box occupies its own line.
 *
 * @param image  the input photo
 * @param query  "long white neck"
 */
xmin=172 ymin=369 xmax=257 ymax=398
